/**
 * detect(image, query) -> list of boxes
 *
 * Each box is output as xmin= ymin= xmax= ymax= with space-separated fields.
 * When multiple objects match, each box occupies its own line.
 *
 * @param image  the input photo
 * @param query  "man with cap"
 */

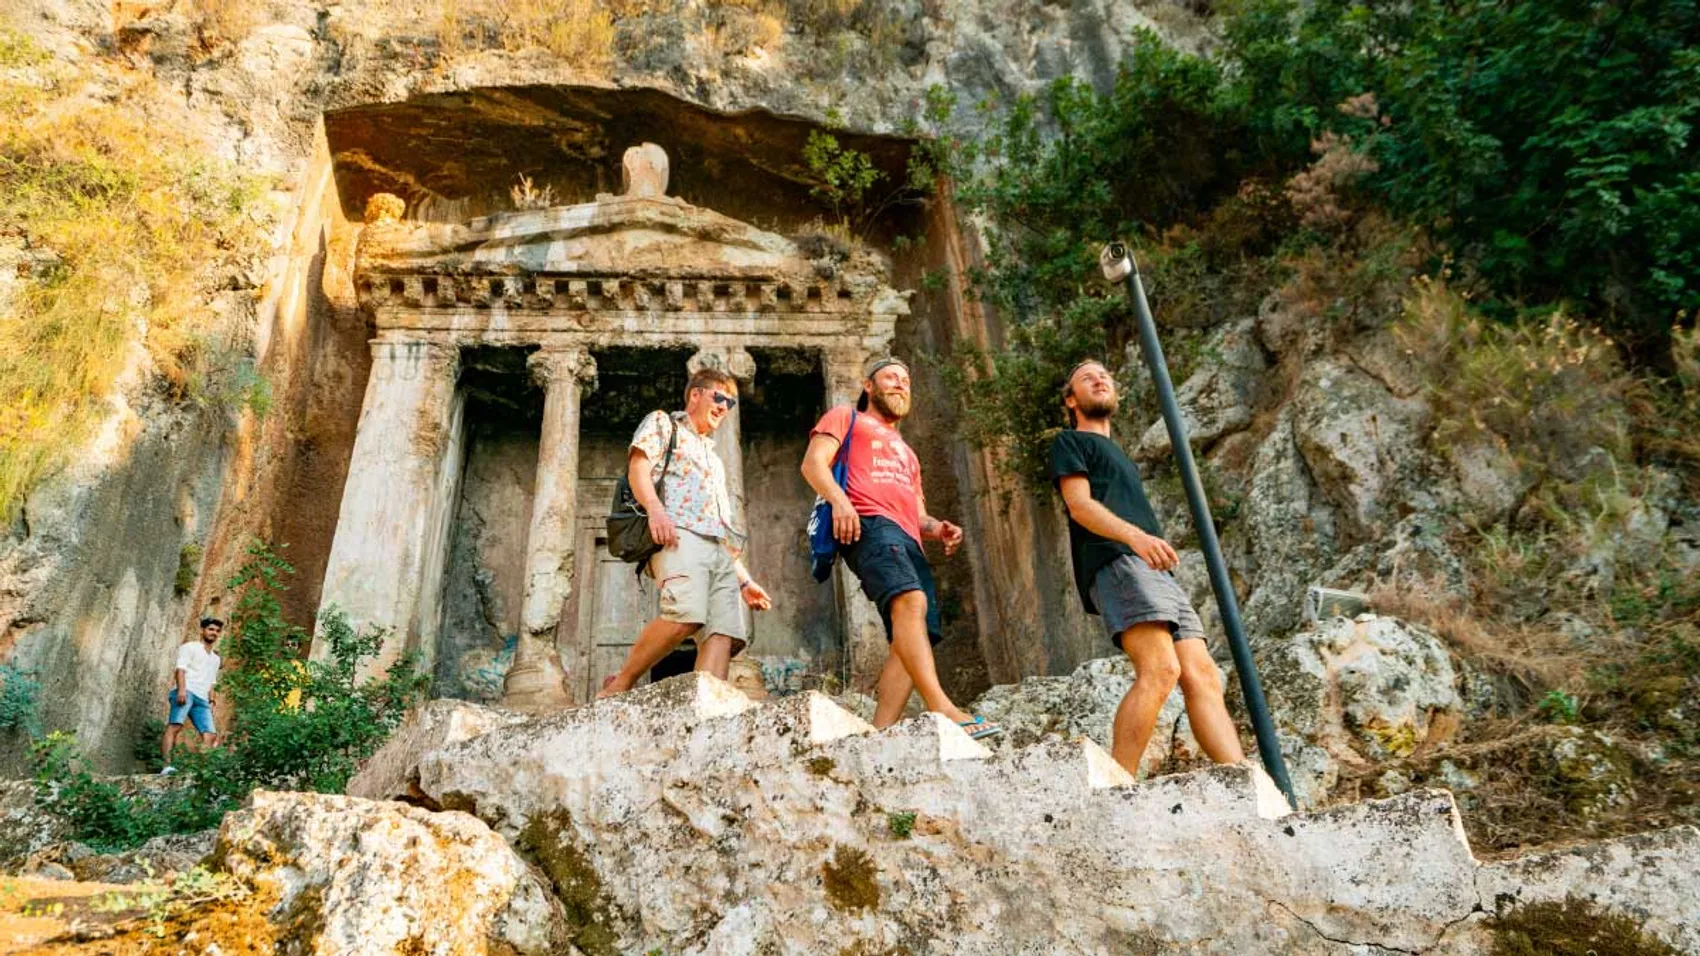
xmin=801 ymin=357 xmax=1003 ymax=739
xmin=161 ymin=616 xmax=224 ymax=772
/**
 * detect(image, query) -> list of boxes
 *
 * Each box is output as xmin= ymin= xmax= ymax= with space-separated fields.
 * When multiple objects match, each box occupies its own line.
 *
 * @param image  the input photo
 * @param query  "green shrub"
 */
xmin=0 ymin=661 xmax=43 ymax=738
xmin=31 ymin=541 xmax=428 ymax=850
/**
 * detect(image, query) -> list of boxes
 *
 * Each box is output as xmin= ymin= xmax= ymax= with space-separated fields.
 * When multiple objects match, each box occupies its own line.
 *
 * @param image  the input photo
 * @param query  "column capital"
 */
xmin=528 ymin=347 xmax=598 ymax=391
xmin=688 ymin=345 xmax=756 ymax=384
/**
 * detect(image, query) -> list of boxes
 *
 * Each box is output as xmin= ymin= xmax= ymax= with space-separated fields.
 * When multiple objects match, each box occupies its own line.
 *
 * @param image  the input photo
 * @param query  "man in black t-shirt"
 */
xmin=1049 ymin=360 xmax=1246 ymax=776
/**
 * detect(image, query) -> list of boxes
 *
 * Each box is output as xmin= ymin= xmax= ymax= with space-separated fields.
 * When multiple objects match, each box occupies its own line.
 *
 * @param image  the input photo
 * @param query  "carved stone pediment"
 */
xmin=360 ymin=195 xmax=810 ymax=279
xmin=353 ymin=144 xmax=907 ymax=336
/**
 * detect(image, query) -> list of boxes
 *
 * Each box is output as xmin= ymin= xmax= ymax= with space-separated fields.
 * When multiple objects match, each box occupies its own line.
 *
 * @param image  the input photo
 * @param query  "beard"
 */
xmin=870 ymin=388 xmax=912 ymax=420
xmin=1074 ymin=391 xmax=1118 ymax=420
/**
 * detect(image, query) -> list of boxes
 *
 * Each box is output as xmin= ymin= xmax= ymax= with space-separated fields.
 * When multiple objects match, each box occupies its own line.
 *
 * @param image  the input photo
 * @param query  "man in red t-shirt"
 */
xmin=802 ymin=358 xmax=1003 ymax=740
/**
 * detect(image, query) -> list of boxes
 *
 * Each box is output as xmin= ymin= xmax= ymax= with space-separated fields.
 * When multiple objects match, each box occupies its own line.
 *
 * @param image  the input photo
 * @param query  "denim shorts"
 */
xmin=167 ymin=690 xmax=216 ymax=734
xmin=1089 ymin=553 xmax=1205 ymax=648
xmin=841 ymin=515 xmax=943 ymax=645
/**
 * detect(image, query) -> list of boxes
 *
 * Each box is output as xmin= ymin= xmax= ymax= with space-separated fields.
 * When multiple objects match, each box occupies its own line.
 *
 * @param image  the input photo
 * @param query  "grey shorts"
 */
xmin=648 ymin=529 xmax=748 ymax=647
xmin=1089 ymin=554 xmax=1205 ymax=648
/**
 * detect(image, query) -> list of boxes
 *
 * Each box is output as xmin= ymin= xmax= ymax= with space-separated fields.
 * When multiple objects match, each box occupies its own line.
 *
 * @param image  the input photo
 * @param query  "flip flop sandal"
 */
xmin=957 ymin=715 xmax=1005 ymax=741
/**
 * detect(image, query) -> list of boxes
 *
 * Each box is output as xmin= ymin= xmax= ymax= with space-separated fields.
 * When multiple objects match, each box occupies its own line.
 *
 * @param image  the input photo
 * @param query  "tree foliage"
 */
xmin=926 ymin=1 xmax=1699 ymax=476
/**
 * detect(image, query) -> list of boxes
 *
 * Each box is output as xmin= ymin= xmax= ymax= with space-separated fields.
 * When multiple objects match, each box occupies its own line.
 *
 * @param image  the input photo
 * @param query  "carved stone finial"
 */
xmin=621 ymin=143 xmax=670 ymax=199
xmin=364 ymin=192 xmax=405 ymax=224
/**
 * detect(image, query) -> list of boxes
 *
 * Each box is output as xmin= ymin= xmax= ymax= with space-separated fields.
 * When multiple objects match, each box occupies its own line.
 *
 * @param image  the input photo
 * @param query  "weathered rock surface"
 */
xmin=21 ymin=829 xmax=216 ymax=885
xmin=1137 ymin=318 xmax=1270 ymax=461
xmin=969 ymin=654 xmax=1218 ymax=777
xmin=346 ymin=697 xmax=527 ymax=803
xmin=214 ymin=789 xmax=567 ymax=955
xmin=1292 ymin=360 xmax=1434 ymax=542
xmin=1258 ymin=614 xmax=1465 ymax=808
xmin=365 ymin=673 xmax=1691 ymax=955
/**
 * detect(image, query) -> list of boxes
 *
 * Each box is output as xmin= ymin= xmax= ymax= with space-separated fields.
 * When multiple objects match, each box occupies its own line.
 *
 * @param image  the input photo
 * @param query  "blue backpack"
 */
xmin=808 ymin=411 xmax=857 ymax=582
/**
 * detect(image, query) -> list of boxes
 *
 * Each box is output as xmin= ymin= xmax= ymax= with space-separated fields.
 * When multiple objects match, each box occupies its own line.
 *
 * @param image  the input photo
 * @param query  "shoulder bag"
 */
xmin=607 ymin=412 xmax=679 ymax=564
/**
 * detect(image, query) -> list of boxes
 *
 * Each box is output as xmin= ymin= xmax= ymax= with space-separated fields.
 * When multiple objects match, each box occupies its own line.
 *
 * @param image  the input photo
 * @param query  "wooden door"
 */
xmin=568 ymin=518 xmax=657 ymax=701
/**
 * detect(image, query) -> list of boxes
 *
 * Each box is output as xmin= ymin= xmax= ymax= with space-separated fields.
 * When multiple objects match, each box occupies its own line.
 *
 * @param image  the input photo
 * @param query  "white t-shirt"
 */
xmin=175 ymin=642 xmax=221 ymax=699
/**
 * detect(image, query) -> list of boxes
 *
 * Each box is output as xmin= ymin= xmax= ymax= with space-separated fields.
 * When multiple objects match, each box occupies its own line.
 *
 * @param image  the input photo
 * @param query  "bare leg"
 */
xmin=692 ymin=634 xmax=737 ymax=681
xmin=883 ymin=591 xmax=970 ymax=724
xmin=1175 ymin=639 xmax=1245 ymax=763
xmin=161 ymin=722 xmax=182 ymax=763
xmin=870 ymin=651 xmax=913 ymax=728
xmin=1112 ymin=623 xmax=1183 ymax=776
xmin=600 ymin=618 xmax=702 ymax=697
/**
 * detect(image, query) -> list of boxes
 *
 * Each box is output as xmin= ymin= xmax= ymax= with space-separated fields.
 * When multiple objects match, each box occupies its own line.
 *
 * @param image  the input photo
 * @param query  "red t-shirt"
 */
xmin=811 ymin=404 xmax=924 ymax=543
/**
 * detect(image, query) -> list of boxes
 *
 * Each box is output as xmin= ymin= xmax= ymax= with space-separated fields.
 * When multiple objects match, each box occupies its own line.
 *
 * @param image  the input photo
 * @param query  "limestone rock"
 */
xmin=1136 ymin=319 xmax=1269 ymax=461
xmin=1257 ymin=615 xmax=1464 ymax=807
xmin=1240 ymin=410 xmax=1341 ymax=640
xmin=346 ymin=697 xmax=527 ymax=803
xmin=1476 ymin=826 xmax=1700 ymax=954
xmin=29 ymin=830 xmax=219 ymax=884
xmin=1292 ymin=360 xmax=1433 ymax=542
xmin=214 ymin=790 xmax=568 ymax=955
xmin=1444 ymin=433 xmax=1533 ymax=527
xmin=0 ymin=778 xmax=66 ymax=873
xmin=969 ymin=654 xmax=1221 ymax=777
xmin=401 ymin=673 xmax=1695 ymax=955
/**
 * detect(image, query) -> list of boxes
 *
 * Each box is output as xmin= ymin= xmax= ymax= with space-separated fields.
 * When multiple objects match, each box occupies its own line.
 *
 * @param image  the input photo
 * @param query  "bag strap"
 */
xmin=832 ymin=410 xmax=857 ymax=481
xmin=657 ymin=412 xmax=678 ymax=485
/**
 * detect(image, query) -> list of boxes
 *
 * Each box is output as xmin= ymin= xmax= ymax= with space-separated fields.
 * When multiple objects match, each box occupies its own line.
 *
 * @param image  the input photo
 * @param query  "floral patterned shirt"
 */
xmin=629 ymin=410 xmax=741 ymax=549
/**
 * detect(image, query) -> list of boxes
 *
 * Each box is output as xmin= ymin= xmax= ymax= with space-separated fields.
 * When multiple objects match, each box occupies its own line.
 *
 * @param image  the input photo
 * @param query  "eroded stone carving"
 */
xmin=620 ymin=141 xmax=669 ymax=198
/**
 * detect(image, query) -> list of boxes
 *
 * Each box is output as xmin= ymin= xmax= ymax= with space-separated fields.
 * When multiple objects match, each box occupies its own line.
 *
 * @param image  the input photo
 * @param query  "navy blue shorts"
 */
xmin=841 ymin=515 xmax=943 ymax=646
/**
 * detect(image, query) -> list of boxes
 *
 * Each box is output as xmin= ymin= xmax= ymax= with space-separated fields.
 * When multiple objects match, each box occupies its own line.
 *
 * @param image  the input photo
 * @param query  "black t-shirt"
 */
xmin=1048 ymin=429 xmax=1164 ymax=615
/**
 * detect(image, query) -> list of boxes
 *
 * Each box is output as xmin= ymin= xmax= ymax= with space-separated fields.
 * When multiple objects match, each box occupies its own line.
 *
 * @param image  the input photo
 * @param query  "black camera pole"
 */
xmin=1099 ymin=242 xmax=1297 ymax=808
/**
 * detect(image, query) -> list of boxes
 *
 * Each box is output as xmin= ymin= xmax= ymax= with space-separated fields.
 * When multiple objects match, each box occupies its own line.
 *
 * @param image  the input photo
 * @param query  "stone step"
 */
xmin=814 ymin=711 xmax=992 ymax=783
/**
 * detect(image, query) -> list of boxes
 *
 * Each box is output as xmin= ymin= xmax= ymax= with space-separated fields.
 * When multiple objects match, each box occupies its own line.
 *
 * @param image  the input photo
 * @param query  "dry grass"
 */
xmin=1326 ymin=279 xmax=1700 ymax=851
xmin=0 ymin=27 xmax=262 ymax=521
xmin=436 ymin=0 xmax=620 ymax=69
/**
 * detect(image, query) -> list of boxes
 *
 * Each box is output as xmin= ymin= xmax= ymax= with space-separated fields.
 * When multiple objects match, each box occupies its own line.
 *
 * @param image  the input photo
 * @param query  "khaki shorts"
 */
xmin=648 ymin=529 xmax=748 ymax=646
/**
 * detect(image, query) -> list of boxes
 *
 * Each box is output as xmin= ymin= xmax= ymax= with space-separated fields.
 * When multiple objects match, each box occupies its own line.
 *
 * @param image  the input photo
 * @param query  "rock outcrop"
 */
xmin=214 ymin=790 xmax=568 ymax=954
xmin=1258 ymin=615 xmax=1466 ymax=807
xmin=199 ymin=672 xmax=1687 ymax=955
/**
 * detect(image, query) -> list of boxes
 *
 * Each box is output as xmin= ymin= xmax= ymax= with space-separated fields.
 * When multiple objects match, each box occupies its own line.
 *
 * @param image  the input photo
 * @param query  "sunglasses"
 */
xmin=709 ymin=392 xmax=737 ymax=409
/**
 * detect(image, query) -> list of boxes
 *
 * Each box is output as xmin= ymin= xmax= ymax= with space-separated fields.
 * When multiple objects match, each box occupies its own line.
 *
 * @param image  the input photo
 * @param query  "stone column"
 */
xmin=317 ymin=338 xmax=465 ymax=680
xmin=822 ymin=347 xmax=887 ymax=692
xmin=688 ymin=346 xmax=756 ymax=534
xmin=504 ymin=347 xmax=597 ymax=713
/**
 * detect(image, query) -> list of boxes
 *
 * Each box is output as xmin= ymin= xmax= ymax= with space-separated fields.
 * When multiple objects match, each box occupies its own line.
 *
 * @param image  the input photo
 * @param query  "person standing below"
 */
xmin=599 ymin=367 xmax=774 ymax=696
xmin=802 ymin=357 xmax=1002 ymax=740
xmin=161 ymin=616 xmax=224 ymax=772
xmin=1050 ymin=360 xmax=1245 ymax=775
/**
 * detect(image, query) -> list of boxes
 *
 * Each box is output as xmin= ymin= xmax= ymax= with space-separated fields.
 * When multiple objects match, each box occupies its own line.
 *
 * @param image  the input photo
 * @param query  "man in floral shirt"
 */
xmin=599 ymin=366 xmax=773 ymax=696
